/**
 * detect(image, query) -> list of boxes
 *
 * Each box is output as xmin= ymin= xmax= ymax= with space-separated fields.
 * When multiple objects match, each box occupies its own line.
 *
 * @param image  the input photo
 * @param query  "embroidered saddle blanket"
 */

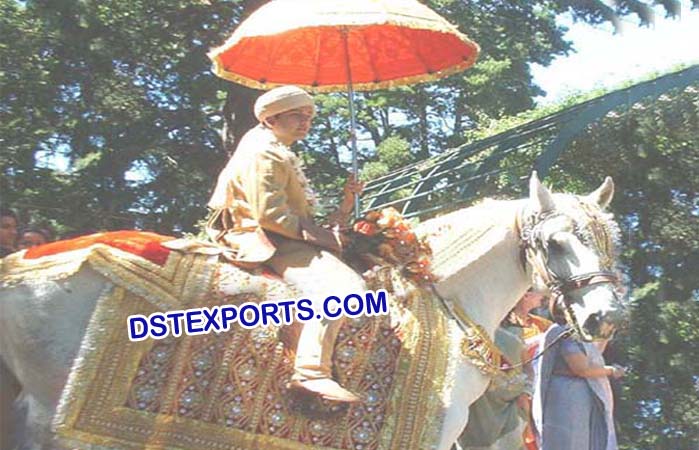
xmin=1 ymin=231 xmax=456 ymax=450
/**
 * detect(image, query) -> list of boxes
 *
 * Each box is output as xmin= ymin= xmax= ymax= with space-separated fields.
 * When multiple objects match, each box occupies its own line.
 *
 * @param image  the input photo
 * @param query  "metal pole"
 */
xmin=342 ymin=27 xmax=361 ymax=219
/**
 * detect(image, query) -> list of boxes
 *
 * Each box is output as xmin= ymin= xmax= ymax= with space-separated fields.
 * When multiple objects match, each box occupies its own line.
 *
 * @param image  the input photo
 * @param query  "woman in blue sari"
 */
xmin=532 ymin=324 xmax=624 ymax=450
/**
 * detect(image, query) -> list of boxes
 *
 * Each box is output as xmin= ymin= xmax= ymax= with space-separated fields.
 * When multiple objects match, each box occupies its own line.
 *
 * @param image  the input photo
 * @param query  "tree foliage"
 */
xmin=2 ymin=2 xmax=697 ymax=447
xmin=1 ymin=0 xmax=684 ymax=234
xmin=1 ymin=0 xmax=243 ymax=234
xmin=545 ymin=84 xmax=699 ymax=449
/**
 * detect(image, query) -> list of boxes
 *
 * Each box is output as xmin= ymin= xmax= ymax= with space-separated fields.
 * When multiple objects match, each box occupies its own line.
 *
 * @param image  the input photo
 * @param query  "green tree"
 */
xmin=547 ymin=84 xmax=699 ymax=449
xmin=1 ymin=0 xmax=685 ymax=235
xmin=2 ymin=1 xmax=697 ymax=448
xmin=1 ymin=0 xmax=243 ymax=234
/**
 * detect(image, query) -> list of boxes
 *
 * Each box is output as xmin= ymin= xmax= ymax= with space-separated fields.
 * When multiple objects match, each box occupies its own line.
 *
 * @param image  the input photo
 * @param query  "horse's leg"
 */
xmin=435 ymin=358 xmax=490 ymax=450
xmin=0 ymin=359 xmax=49 ymax=450
xmin=0 ymin=357 xmax=21 ymax=450
xmin=0 ymin=266 xmax=110 ymax=447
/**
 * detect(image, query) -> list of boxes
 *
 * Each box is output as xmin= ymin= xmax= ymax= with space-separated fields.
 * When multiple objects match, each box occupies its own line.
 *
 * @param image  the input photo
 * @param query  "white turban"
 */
xmin=254 ymin=85 xmax=315 ymax=122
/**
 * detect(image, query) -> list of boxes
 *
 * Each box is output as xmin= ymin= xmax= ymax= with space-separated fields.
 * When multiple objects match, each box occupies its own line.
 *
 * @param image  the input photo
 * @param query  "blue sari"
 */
xmin=532 ymin=325 xmax=617 ymax=450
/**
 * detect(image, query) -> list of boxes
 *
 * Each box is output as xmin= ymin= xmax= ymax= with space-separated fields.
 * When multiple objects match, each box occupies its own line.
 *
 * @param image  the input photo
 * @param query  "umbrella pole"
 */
xmin=347 ymin=81 xmax=361 ymax=220
xmin=343 ymin=28 xmax=361 ymax=220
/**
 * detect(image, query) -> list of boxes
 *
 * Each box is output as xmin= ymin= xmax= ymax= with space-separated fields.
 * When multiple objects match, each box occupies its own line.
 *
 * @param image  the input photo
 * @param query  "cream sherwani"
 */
xmin=207 ymin=125 xmax=366 ymax=380
xmin=207 ymin=125 xmax=312 ymax=265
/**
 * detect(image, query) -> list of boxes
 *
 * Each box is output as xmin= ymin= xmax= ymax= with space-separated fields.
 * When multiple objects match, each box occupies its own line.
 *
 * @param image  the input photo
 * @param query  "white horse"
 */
xmin=0 ymin=173 xmax=625 ymax=450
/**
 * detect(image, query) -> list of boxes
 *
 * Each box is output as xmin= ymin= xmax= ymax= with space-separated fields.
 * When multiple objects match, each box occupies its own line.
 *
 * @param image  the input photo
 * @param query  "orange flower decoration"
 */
xmin=350 ymin=207 xmax=437 ymax=285
xmin=364 ymin=210 xmax=381 ymax=222
xmin=376 ymin=207 xmax=401 ymax=228
xmin=353 ymin=220 xmax=379 ymax=236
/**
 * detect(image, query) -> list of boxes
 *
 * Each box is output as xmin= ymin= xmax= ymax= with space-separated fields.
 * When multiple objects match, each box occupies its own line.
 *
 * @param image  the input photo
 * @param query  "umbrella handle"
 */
xmin=349 ymin=104 xmax=360 ymax=220
xmin=343 ymin=27 xmax=361 ymax=220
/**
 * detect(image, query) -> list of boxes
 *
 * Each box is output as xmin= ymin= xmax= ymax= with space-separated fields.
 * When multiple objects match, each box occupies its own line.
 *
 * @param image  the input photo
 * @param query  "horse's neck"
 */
xmin=429 ymin=200 xmax=530 ymax=337
xmin=449 ymin=232 xmax=528 ymax=336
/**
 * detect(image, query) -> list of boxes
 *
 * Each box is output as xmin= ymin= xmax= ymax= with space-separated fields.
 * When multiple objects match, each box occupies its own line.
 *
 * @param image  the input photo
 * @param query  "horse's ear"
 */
xmin=529 ymin=171 xmax=555 ymax=213
xmin=586 ymin=176 xmax=615 ymax=209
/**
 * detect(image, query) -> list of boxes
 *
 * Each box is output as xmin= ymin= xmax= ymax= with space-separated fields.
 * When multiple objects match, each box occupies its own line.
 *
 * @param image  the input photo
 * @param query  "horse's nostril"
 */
xmin=583 ymin=313 xmax=601 ymax=331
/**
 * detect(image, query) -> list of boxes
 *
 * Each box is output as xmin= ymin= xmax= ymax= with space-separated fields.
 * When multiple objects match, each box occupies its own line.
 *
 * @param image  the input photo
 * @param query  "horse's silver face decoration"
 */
xmin=522 ymin=173 xmax=627 ymax=341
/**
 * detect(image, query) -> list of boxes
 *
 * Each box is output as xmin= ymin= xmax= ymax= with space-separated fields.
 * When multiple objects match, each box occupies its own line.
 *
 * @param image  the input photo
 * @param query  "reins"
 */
xmin=519 ymin=207 xmax=619 ymax=342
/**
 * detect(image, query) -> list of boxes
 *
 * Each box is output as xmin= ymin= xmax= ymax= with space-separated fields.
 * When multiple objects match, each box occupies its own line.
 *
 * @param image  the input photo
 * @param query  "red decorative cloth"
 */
xmin=23 ymin=231 xmax=174 ymax=266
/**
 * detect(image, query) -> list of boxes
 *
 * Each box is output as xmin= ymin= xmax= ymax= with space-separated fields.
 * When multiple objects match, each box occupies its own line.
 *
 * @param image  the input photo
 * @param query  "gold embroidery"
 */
xmin=1 ymin=245 xmax=215 ymax=310
xmin=51 ymin=261 xmax=453 ymax=450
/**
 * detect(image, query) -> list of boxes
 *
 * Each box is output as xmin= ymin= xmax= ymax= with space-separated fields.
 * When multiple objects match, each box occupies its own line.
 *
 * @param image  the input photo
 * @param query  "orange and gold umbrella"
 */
xmin=209 ymin=0 xmax=479 ymax=213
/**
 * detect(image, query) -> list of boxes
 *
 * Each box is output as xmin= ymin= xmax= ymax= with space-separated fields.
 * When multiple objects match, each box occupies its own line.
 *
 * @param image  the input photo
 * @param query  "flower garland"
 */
xmin=350 ymin=207 xmax=437 ymax=285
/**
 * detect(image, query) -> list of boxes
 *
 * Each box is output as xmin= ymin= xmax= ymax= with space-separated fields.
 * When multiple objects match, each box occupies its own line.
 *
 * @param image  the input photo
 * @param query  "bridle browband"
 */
xmin=518 ymin=207 xmax=619 ymax=341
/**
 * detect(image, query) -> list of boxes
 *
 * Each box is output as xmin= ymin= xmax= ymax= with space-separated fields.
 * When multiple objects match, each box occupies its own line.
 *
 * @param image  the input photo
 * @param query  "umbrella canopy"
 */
xmin=209 ymin=0 xmax=480 ymax=93
xmin=209 ymin=0 xmax=480 ymax=217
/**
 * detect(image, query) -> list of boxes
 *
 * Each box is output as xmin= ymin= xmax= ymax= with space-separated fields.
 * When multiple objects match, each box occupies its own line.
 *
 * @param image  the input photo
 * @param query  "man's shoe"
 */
xmin=288 ymin=378 xmax=361 ymax=403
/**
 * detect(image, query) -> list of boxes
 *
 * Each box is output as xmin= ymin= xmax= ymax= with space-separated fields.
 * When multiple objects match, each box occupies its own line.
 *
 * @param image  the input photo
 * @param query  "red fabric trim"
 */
xmin=524 ymin=427 xmax=539 ymax=450
xmin=260 ymin=266 xmax=282 ymax=280
xmin=23 ymin=231 xmax=175 ymax=266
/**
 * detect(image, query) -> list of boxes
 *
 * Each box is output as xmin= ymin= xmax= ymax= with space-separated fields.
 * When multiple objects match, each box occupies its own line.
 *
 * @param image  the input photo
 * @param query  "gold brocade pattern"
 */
xmin=459 ymin=322 xmax=503 ymax=378
xmin=0 ymin=244 xmax=215 ymax=311
xmin=576 ymin=200 xmax=619 ymax=271
xmin=48 ymin=253 xmax=452 ymax=450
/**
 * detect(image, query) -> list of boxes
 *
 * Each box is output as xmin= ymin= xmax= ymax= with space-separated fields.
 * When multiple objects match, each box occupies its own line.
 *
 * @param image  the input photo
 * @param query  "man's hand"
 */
xmin=333 ymin=226 xmax=352 ymax=248
xmin=340 ymin=174 xmax=365 ymax=213
xmin=328 ymin=174 xmax=365 ymax=226
xmin=343 ymin=173 xmax=365 ymax=198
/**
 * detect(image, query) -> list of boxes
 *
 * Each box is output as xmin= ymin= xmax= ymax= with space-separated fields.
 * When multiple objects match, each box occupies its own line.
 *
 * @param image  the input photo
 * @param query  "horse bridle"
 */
xmin=519 ymin=208 xmax=619 ymax=341
xmin=429 ymin=203 xmax=620 ymax=375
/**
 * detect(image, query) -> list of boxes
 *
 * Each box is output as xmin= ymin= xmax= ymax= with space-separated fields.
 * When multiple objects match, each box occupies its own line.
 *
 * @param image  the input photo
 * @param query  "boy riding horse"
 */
xmin=206 ymin=85 xmax=363 ymax=404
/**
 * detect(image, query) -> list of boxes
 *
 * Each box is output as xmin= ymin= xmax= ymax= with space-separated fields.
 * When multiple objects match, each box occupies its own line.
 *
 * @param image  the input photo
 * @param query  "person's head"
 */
xmin=254 ymin=85 xmax=315 ymax=145
xmin=0 ymin=207 xmax=18 ymax=251
xmin=517 ymin=288 xmax=546 ymax=314
xmin=18 ymin=227 xmax=49 ymax=249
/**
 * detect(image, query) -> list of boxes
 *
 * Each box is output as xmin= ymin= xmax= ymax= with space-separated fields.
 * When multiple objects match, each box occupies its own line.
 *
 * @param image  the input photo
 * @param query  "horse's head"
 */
xmin=522 ymin=172 xmax=626 ymax=341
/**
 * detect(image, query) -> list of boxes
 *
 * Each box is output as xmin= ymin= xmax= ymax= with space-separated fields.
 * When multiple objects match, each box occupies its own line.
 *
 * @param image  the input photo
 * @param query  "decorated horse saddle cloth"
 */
xmin=2 ymin=230 xmax=457 ymax=450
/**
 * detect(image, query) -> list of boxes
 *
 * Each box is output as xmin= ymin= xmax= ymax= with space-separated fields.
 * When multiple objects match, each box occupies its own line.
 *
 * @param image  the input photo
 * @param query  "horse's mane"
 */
xmin=417 ymin=198 xmax=524 ymax=280
xmin=415 ymin=192 xmax=621 ymax=280
xmin=550 ymin=193 xmax=622 ymax=269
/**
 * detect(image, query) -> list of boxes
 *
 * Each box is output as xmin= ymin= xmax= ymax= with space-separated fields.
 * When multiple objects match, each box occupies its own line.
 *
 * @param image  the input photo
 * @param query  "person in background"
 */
xmin=1 ymin=207 xmax=19 ymax=257
xmin=504 ymin=290 xmax=553 ymax=450
xmin=532 ymin=321 xmax=624 ymax=450
xmin=38 ymin=223 xmax=56 ymax=242
xmin=18 ymin=227 xmax=50 ymax=249
xmin=457 ymin=289 xmax=551 ymax=450
xmin=0 ymin=208 xmax=22 ymax=446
